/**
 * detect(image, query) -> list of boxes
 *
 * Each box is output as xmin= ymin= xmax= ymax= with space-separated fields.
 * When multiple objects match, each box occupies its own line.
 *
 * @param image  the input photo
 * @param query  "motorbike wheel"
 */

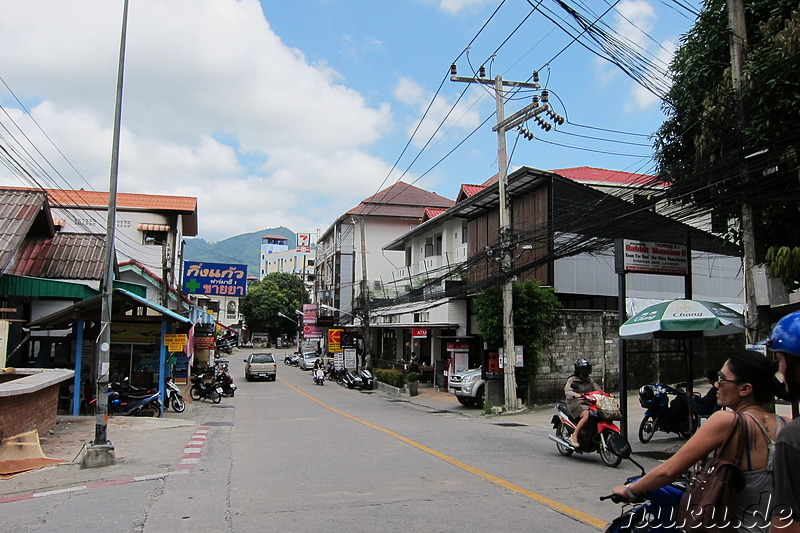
xmin=638 ymin=415 xmax=658 ymax=443
xmin=190 ymin=386 xmax=202 ymax=401
xmin=555 ymin=422 xmax=574 ymax=457
xmin=599 ymin=430 xmax=623 ymax=467
xmin=211 ymin=390 xmax=222 ymax=404
xmin=171 ymin=396 xmax=186 ymax=413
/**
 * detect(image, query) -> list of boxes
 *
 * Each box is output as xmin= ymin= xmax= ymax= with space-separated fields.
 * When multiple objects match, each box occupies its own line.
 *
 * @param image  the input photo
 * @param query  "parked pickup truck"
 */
xmin=448 ymin=367 xmax=485 ymax=407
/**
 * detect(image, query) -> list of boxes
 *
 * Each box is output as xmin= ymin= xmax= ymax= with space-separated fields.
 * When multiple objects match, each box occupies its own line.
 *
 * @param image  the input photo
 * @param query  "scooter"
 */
xmin=215 ymin=368 xmax=237 ymax=397
xmin=313 ymin=368 xmax=325 ymax=386
xmin=89 ymin=382 xmax=164 ymax=417
xmin=189 ymin=374 xmax=223 ymax=404
xmin=341 ymin=369 xmax=364 ymax=390
xmin=165 ymin=377 xmax=186 ymax=413
xmin=637 ymin=383 xmax=699 ymax=442
xmin=359 ymin=368 xmax=374 ymax=390
xmin=548 ymin=390 xmax=624 ymax=467
xmin=601 ymin=441 xmax=687 ymax=532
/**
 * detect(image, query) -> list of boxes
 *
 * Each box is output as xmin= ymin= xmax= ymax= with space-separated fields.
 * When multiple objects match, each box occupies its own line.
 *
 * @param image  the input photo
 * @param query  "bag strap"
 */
xmin=714 ymin=410 xmax=741 ymax=459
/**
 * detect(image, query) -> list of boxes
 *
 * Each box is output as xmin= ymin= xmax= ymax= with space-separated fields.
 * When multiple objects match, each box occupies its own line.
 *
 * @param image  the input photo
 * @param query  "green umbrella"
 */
xmin=619 ymin=299 xmax=745 ymax=340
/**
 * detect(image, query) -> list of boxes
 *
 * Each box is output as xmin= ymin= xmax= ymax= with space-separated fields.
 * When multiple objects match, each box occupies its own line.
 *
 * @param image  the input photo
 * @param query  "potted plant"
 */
xmin=406 ymin=371 xmax=419 ymax=396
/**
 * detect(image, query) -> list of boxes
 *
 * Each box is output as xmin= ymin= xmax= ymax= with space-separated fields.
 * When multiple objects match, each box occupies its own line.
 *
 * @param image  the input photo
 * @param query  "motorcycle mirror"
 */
xmin=607 ymin=433 xmax=632 ymax=459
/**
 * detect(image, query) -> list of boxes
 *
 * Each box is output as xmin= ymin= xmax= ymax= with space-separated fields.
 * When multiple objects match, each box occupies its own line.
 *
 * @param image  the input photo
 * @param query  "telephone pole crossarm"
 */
xmin=493 ymin=103 xmax=548 ymax=132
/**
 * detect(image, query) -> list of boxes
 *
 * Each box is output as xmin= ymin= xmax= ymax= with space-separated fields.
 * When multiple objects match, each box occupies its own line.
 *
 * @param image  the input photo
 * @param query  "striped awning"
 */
xmin=137 ymin=223 xmax=171 ymax=231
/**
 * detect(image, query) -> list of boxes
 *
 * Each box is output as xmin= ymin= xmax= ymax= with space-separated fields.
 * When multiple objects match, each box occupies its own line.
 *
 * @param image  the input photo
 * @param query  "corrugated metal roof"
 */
xmin=0 ymin=189 xmax=52 ymax=272
xmin=7 ymin=233 xmax=105 ymax=279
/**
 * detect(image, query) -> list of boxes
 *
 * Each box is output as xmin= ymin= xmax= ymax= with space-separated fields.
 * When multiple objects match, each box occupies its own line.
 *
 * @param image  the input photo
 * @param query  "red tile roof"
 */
xmin=551 ymin=166 xmax=661 ymax=186
xmin=422 ymin=207 xmax=447 ymax=221
xmin=348 ymin=181 xmax=454 ymax=218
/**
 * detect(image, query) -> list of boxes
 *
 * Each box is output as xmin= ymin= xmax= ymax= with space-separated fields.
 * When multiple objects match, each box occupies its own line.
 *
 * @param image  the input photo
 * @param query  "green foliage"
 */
xmin=375 ymin=369 xmax=405 ymax=388
xmin=473 ymin=280 xmax=560 ymax=390
xmin=406 ymin=371 xmax=419 ymax=383
xmin=239 ymin=273 xmax=307 ymax=335
xmin=655 ymin=0 xmax=800 ymax=267
xmin=766 ymin=245 xmax=800 ymax=291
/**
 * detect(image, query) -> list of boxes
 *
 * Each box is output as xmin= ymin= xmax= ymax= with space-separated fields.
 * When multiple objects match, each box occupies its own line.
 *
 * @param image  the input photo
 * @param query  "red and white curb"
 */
xmin=0 ymin=425 xmax=211 ymax=505
xmin=174 ymin=426 xmax=210 ymax=472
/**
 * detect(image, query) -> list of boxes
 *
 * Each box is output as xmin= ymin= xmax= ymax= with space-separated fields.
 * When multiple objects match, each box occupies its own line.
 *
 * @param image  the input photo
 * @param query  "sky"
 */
xmin=0 ymin=0 xmax=701 ymax=243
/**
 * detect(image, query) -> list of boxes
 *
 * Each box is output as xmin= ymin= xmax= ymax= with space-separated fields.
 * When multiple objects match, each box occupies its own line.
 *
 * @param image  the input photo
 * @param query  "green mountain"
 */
xmin=184 ymin=227 xmax=295 ymax=278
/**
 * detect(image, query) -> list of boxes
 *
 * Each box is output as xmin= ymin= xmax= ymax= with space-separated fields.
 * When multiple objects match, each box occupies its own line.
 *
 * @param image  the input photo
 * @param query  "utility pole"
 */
xmin=82 ymin=0 xmax=129 ymax=468
xmin=727 ymin=0 xmax=765 ymax=342
xmin=451 ymin=64 xmax=561 ymax=411
xmin=358 ymin=216 xmax=372 ymax=369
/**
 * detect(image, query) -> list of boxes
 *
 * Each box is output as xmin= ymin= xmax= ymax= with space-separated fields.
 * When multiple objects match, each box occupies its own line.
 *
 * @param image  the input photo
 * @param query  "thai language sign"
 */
xmin=615 ymin=239 xmax=688 ymax=276
xmin=182 ymin=262 xmax=248 ymax=296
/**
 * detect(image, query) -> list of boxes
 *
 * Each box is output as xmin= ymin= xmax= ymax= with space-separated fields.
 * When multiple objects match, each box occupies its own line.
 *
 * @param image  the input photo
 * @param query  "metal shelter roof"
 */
xmin=28 ymin=288 xmax=190 ymax=329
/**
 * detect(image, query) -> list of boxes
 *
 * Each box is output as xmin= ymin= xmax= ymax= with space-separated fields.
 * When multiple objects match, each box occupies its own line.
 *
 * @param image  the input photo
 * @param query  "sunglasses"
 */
xmin=716 ymin=371 xmax=743 ymax=385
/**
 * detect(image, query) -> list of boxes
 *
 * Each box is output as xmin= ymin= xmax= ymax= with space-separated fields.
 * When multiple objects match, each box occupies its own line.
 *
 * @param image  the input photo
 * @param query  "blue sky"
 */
xmin=0 ymin=0 xmax=700 ymax=243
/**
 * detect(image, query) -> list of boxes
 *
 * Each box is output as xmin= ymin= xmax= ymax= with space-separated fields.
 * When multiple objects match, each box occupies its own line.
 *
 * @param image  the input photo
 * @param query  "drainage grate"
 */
xmin=494 ymin=422 xmax=528 ymax=427
xmin=213 ymin=405 xmax=235 ymax=408
xmin=203 ymin=421 xmax=234 ymax=426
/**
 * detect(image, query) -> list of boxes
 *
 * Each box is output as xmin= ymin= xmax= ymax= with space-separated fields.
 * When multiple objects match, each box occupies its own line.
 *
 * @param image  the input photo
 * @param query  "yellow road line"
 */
xmin=279 ymin=378 xmax=606 ymax=530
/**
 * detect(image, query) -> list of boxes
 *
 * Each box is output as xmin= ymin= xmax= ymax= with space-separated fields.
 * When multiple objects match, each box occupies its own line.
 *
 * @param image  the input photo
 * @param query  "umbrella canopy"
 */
xmin=619 ymin=299 xmax=745 ymax=340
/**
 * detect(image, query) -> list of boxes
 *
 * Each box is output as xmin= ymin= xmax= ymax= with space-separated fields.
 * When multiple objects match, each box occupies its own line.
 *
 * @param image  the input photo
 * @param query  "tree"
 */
xmin=240 ymin=273 xmax=307 ymax=338
xmin=473 ymin=280 xmax=560 ymax=404
xmin=654 ymin=0 xmax=800 ymax=287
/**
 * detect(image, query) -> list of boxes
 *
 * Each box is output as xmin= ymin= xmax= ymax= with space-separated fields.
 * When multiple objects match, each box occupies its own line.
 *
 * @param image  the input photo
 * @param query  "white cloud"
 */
xmin=0 ymin=0 xmax=394 ymax=241
xmin=434 ymin=0 xmax=492 ymax=15
xmin=393 ymin=77 xmax=484 ymax=150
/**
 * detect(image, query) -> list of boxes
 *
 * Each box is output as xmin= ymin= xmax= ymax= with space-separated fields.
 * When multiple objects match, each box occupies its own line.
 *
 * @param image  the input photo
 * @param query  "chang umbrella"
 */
xmin=618 ymin=299 xmax=745 ymax=437
xmin=619 ymin=299 xmax=745 ymax=340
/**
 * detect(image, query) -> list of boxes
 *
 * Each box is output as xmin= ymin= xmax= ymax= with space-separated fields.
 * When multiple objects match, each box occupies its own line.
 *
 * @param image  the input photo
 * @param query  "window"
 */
xmin=461 ymin=222 xmax=468 ymax=244
xmin=405 ymin=247 xmax=412 ymax=267
xmin=435 ymin=234 xmax=442 ymax=255
xmin=142 ymin=229 xmax=168 ymax=245
xmin=424 ymin=237 xmax=434 ymax=257
xmin=413 ymin=311 xmax=430 ymax=323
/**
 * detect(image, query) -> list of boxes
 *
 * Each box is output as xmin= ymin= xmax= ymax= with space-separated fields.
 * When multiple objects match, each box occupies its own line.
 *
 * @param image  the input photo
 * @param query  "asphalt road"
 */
xmin=1 ymin=346 xmax=674 ymax=532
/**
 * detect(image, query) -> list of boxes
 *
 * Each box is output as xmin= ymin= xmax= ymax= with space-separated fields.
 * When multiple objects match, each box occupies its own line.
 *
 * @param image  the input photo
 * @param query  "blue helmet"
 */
xmin=768 ymin=311 xmax=800 ymax=358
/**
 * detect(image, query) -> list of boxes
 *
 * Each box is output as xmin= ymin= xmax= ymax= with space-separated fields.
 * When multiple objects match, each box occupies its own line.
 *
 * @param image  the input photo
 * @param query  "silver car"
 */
xmin=244 ymin=352 xmax=277 ymax=381
xmin=299 ymin=353 xmax=321 ymax=370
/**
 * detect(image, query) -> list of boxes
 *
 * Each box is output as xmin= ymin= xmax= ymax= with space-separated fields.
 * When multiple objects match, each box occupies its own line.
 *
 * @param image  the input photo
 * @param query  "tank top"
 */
xmin=728 ymin=412 xmax=785 ymax=533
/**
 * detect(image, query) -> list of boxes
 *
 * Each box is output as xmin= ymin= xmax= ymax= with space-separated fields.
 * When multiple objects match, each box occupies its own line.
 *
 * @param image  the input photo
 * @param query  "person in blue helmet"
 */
xmin=768 ymin=311 xmax=800 ymax=533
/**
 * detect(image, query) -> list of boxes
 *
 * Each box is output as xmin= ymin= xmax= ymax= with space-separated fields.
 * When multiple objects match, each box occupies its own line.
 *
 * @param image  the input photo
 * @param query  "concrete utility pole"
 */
xmin=727 ymin=0 xmax=765 ymax=342
xmin=358 ymin=216 xmax=372 ymax=369
xmin=83 ymin=0 xmax=129 ymax=469
xmin=451 ymin=65 xmax=559 ymax=411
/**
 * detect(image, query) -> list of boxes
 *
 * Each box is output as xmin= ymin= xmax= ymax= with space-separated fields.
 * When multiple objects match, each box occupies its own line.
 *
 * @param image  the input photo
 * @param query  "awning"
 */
xmin=28 ymin=288 xmax=190 ymax=329
xmin=137 ymin=223 xmax=170 ymax=232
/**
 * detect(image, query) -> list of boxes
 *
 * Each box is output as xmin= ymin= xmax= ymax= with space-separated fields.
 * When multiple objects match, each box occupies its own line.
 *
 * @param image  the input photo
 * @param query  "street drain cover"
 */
xmin=202 ymin=421 xmax=234 ymax=426
xmin=213 ymin=405 xmax=235 ymax=408
xmin=494 ymin=422 xmax=527 ymax=427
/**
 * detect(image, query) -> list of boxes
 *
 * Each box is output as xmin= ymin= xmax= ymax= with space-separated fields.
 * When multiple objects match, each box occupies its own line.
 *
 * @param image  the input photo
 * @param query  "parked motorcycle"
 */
xmin=601 ymin=442 xmax=687 ymax=532
xmin=89 ymin=382 xmax=164 ymax=417
xmin=215 ymin=368 xmax=237 ymax=397
xmin=359 ymin=368 xmax=374 ymax=390
xmin=313 ymin=368 xmax=325 ymax=386
xmin=165 ymin=376 xmax=186 ymax=413
xmin=189 ymin=374 xmax=222 ymax=403
xmin=637 ymin=383 xmax=699 ymax=443
xmin=341 ymin=369 xmax=364 ymax=390
xmin=548 ymin=390 xmax=624 ymax=467
xmin=285 ymin=352 xmax=300 ymax=365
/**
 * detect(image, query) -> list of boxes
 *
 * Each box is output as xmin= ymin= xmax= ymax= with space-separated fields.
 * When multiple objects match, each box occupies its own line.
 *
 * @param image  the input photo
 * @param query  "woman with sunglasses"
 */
xmin=610 ymin=349 xmax=786 ymax=532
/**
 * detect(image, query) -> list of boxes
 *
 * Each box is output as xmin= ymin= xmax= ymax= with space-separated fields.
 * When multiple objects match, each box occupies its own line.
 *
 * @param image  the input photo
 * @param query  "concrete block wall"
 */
xmin=0 ymin=384 xmax=59 ymax=440
xmin=529 ymin=309 xmax=744 ymax=406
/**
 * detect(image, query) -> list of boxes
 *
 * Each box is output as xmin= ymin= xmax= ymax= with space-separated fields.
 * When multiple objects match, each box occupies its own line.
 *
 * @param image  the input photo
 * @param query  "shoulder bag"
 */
xmin=675 ymin=411 xmax=747 ymax=532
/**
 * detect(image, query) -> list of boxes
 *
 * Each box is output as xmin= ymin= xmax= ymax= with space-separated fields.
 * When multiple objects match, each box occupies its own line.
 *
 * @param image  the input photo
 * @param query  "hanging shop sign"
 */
xmin=164 ymin=334 xmax=187 ymax=351
xmin=328 ymin=328 xmax=342 ymax=352
xmin=411 ymin=327 xmax=428 ymax=339
xmin=615 ymin=239 xmax=688 ymax=276
xmin=182 ymin=262 xmax=248 ymax=296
